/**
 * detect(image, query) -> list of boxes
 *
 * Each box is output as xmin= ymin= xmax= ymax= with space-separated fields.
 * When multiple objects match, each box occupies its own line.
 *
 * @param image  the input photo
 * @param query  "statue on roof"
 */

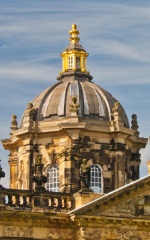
xmin=25 ymin=102 xmax=35 ymax=117
xmin=69 ymin=97 xmax=80 ymax=111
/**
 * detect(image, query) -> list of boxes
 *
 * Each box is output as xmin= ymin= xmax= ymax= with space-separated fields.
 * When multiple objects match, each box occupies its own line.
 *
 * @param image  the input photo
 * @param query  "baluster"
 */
xmin=51 ymin=197 xmax=55 ymax=208
xmin=15 ymin=195 xmax=20 ymax=206
xmin=28 ymin=196 xmax=33 ymax=207
xmin=64 ymin=197 xmax=67 ymax=209
xmin=58 ymin=197 xmax=62 ymax=209
xmin=64 ymin=197 xmax=70 ymax=210
xmin=22 ymin=195 xmax=27 ymax=207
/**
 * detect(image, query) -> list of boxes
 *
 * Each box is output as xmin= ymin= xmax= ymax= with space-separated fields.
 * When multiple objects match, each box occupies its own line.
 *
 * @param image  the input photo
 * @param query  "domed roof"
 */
xmin=21 ymin=24 xmax=130 ymax=128
xmin=21 ymin=79 xmax=129 ymax=128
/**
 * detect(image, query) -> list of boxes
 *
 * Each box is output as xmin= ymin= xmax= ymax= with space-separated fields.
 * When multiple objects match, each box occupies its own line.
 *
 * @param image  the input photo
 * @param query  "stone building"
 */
xmin=0 ymin=24 xmax=149 ymax=240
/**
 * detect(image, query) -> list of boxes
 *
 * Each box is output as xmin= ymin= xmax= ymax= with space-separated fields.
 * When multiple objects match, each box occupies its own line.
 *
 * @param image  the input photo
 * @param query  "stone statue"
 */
xmin=32 ymin=155 xmax=47 ymax=191
xmin=111 ymin=101 xmax=124 ymax=125
xmin=80 ymin=159 xmax=90 ymax=188
xmin=25 ymin=102 xmax=35 ymax=117
xmin=112 ymin=102 xmax=122 ymax=115
xmin=69 ymin=97 xmax=80 ymax=111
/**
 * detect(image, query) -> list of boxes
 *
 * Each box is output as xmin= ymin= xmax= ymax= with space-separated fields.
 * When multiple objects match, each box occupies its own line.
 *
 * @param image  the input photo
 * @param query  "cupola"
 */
xmin=60 ymin=24 xmax=89 ymax=74
xmin=57 ymin=24 xmax=92 ymax=82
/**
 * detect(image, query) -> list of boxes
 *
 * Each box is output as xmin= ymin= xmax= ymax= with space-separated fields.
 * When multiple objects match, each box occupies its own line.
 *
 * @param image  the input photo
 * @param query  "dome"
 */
xmin=21 ymin=24 xmax=129 ymax=128
xmin=22 ymin=80 xmax=129 ymax=126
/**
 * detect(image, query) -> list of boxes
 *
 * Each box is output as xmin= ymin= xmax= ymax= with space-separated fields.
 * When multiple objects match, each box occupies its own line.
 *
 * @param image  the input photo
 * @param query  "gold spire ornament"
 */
xmin=69 ymin=24 xmax=80 ymax=44
xmin=59 ymin=24 xmax=89 ymax=74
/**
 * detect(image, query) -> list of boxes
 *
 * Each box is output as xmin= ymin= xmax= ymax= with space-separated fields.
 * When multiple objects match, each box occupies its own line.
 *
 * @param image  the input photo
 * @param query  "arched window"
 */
xmin=90 ymin=164 xmax=103 ymax=193
xmin=46 ymin=165 xmax=59 ymax=192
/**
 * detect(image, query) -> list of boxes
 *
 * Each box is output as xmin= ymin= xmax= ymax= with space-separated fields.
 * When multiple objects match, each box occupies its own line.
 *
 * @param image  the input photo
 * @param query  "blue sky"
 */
xmin=0 ymin=0 xmax=150 ymax=187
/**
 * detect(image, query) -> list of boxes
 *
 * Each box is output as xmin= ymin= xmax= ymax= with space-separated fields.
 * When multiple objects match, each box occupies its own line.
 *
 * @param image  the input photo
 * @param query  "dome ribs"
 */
xmin=80 ymin=82 xmax=99 ymax=115
xmin=37 ymin=82 xmax=62 ymax=120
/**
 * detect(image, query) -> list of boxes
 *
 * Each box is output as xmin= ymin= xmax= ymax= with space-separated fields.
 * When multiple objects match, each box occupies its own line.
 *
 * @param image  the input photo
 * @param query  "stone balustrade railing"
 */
xmin=0 ymin=188 xmax=75 ymax=212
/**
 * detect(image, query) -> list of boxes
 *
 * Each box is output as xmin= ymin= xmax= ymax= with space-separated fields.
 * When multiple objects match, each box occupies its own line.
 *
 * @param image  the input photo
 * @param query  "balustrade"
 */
xmin=0 ymin=188 xmax=75 ymax=212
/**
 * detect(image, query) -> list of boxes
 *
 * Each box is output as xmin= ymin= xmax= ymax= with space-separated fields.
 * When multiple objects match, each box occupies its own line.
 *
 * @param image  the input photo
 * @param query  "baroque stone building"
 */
xmin=0 ymin=24 xmax=149 ymax=240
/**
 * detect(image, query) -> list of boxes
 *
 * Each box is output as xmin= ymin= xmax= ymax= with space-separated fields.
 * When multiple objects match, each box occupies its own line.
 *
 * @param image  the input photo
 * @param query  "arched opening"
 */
xmin=46 ymin=164 xmax=59 ymax=192
xmin=90 ymin=164 xmax=103 ymax=193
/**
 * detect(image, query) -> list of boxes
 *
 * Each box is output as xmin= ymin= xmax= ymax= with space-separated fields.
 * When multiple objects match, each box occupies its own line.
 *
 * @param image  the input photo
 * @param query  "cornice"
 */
xmin=73 ymin=215 xmax=150 ymax=230
xmin=0 ymin=210 xmax=72 ymax=228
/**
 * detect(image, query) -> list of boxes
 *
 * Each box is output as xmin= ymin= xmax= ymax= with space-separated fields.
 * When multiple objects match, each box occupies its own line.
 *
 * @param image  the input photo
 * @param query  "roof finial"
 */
xmin=69 ymin=24 xmax=80 ymax=44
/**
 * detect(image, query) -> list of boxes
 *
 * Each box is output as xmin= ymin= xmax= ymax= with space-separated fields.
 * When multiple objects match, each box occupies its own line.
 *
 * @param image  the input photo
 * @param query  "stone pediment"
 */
xmin=69 ymin=175 xmax=150 ymax=217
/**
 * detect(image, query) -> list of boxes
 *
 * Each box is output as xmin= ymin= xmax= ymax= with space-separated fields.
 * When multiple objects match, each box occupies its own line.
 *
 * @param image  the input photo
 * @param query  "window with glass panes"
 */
xmin=76 ymin=56 xmax=80 ymax=68
xmin=46 ymin=165 xmax=59 ymax=192
xmin=68 ymin=56 xmax=73 ymax=69
xmin=90 ymin=164 xmax=102 ymax=193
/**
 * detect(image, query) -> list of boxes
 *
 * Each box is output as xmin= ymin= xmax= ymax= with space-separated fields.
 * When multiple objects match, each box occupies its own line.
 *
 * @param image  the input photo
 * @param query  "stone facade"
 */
xmin=0 ymin=24 xmax=149 ymax=239
xmin=2 ymin=111 xmax=147 ymax=193
xmin=0 ymin=176 xmax=150 ymax=239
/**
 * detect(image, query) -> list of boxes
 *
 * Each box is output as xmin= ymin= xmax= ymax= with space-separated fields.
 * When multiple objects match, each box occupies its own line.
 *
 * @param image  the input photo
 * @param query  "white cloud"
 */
xmin=89 ymin=39 xmax=147 ymax=62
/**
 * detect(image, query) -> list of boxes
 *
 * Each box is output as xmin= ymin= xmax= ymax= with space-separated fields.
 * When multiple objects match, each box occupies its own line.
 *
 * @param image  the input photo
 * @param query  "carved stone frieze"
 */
xmin=3 ymin=226 xmax=32 ymax=238
xmin=46 ymin=228 xmax=74 ymax=239
xmin=79 ymin=227 xmax=150 ymax=240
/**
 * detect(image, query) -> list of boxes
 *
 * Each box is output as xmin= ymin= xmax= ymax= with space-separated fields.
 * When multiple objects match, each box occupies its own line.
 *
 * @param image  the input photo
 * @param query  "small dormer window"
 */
xmin=68 ymin=56 xmax=74 ymax=69
xmin=76 ymin=56 xmax=80 ymax=69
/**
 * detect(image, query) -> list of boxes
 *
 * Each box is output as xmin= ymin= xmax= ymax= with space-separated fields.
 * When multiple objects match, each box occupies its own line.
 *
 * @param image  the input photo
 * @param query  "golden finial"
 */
xmin=69 ymin=24 xmax=80 ymax=44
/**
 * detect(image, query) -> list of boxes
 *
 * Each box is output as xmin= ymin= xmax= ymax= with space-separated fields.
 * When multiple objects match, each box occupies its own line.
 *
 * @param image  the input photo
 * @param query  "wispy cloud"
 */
xmin=89 ymin=64 xmax=150 ymax=85
xmin=0 ymin=63 xmax=58 ymax=82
